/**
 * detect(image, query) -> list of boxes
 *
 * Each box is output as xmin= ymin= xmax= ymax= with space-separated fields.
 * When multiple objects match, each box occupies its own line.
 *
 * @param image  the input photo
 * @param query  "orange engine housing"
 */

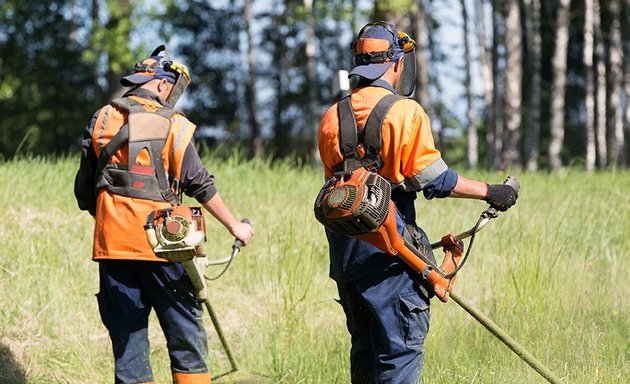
xmin=314 ymin=167 xmax=391 ymax=236
xmin=314 ymin=167 xmax=463 ymax=302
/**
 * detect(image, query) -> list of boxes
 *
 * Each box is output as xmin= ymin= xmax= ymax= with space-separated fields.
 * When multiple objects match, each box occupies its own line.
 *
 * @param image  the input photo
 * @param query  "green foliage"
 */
xmin=0 ymin=0 xmax=149 ymax=159
xmin=0 ymin=1 xmax=97 ymax=158
xmin=0 ymin=0 xmax=627 ymax=166
xmin=0 ymin=156 xmax=629 ymax=383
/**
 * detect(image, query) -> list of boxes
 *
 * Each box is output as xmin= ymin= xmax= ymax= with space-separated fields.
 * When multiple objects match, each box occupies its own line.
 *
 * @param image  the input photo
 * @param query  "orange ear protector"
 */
xmin=351 ymin=21 xmax=416 ymax=65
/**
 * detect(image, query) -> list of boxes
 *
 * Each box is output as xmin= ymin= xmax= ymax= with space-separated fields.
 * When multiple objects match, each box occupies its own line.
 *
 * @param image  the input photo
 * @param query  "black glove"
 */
xmin=484 ymin=184 xmax=518 ymax=211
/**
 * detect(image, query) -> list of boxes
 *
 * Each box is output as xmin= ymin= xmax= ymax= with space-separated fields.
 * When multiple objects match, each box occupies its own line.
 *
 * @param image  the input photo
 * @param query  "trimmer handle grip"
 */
xmin=483 ymin=176 xmax=520 ymax=218
xmin=504 ymin=175 xmax=521 ymax=193
xmin=232 ymin=218 xmax=251 ymax=251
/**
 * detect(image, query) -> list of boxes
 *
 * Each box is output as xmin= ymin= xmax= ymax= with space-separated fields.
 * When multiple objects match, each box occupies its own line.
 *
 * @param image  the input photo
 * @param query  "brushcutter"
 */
xmin=144 ymin=207 xmax=248 ymax=379
xmin=314 ymin=168 xmax=563 ymax=383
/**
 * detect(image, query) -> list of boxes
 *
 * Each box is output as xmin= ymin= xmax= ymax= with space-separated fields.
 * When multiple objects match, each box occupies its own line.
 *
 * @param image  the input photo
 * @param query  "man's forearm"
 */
xmin=449 ymin=175 xmax=488 ymax=199
xmin=201 ymin=192 xmax=239 ymax=233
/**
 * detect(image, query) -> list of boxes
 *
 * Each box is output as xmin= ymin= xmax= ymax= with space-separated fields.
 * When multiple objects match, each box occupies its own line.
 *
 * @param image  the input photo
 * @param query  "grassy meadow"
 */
xmin=0 ymin=155 xmax=628 ymax=383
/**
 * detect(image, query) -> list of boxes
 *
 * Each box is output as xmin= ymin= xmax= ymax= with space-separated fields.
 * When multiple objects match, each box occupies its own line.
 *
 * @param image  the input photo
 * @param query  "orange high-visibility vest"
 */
xmin=90 ymin=95 xmax=196 ymax=261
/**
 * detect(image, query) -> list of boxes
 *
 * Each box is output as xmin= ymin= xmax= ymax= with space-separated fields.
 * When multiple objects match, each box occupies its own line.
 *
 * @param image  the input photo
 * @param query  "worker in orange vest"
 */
xmin=318 ymin=22 xmax=518 ymax=383
xmin=74 ymin=46 xmax=254 ymax=384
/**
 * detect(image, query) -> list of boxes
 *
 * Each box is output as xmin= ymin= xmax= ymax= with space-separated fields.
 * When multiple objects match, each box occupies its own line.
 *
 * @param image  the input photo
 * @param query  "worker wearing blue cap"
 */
xmin=318 ymin=21 xmax=518 ymax=383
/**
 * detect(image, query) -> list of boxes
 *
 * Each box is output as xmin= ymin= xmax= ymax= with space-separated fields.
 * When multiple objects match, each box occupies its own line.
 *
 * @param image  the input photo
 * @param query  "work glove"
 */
xmin=484 ymin=183 xmax=519 ymax=211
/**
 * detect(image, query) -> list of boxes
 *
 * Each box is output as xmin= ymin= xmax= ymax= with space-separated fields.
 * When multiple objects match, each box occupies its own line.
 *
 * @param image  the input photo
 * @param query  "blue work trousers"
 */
xmin=336 ymin=265 xmax=430 ymax=384
xmin=97 ymin=260 xmax=209 ymax=384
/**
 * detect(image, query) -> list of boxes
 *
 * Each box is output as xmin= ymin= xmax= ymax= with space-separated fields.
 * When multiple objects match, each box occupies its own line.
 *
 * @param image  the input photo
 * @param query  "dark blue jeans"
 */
xmin=337 ymin=265 xmax=430 ymax=384
xmin=97 ymin=260 xmax=208 ymax=384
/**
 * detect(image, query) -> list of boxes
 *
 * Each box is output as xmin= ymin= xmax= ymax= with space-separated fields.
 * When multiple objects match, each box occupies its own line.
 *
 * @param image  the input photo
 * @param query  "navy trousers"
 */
xmin=337 ymin=265 xmax=430 ymax=384
xmin=97 ymin=260 xmax=209 ymax=384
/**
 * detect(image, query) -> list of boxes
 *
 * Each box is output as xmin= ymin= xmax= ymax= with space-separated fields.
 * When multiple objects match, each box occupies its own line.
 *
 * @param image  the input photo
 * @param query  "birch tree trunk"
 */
xmin=427 ymin=17 xmax=443 ymax=150
xmin=272 ymin=0 xmax=288 ymax=157
xmin=490 ymin=0 xmax=505 ymax=170
xmin=503 ymin=0 xmax=522 ymax=168
xmin=412 ymin=1 xmax=431 ymax=110
xmin=547 ymin=0 xmax=571 ymax=170
xmin=583 ymin=0 xmax=597 ymax=171
xmin=606 ymin=0 xmax=624 ymax=167
xmin=475 ymin=0 xmax=493 ymax=164
xmin=594 ymin=0 xmax=607 ymax=167
xmin=244 ymin=0 xmax=263 ymax=158
xmin=304 ymin=0 xmax=319 ymax=162
xmin=461 ymin=0 xmax=477 ymax=168
xmin=523 ymin=0 xmax=542 ymax=171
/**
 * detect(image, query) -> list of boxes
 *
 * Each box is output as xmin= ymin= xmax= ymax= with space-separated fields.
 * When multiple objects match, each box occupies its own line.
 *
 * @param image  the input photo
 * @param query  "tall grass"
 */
xmin=0 ymin=156 xmax=628 ymax=383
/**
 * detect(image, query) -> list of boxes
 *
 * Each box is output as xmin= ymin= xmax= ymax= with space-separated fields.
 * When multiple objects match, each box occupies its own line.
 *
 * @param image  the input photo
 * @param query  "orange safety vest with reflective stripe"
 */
xmin=90 ymin=94 xmax=196 ymax=261
xmin=318 ymin=86 xmax=447 ymax=191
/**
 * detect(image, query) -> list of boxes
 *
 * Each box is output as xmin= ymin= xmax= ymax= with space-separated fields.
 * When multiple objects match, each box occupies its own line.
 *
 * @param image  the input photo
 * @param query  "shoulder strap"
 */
xmin=332 ymin=96 xmax=362 ymax=174
xmin=337 ymin=96 xmax=358 ymax=160
xmin=362 ymin=94 xmax=407 ymax=168
xmin=95 ymin=97 xmax=180 ymax=205
xmin=96 ymin=99 xmax=137 ymax=173
xmin=333 ymin=93 xmax=407 ymax=174
xmin=110 ymin=97 xmax=145 ymax=113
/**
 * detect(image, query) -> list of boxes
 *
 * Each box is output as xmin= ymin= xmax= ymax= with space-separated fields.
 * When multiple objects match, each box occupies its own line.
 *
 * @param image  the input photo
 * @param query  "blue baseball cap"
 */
xmin=120 ymin=56 xmax=178 ymax=87
xmin=349 ymin=21 xmax=406 ymax=80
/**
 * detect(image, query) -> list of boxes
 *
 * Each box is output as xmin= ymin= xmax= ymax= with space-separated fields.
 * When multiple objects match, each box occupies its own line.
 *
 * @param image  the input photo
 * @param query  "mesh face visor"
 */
xmin=139 ymin=45 xmax=192 ymax=107
xmin=164 ymin=61 xmax=192 ymax=107
xmin=396 ymin=31 xmax=417 ymax=96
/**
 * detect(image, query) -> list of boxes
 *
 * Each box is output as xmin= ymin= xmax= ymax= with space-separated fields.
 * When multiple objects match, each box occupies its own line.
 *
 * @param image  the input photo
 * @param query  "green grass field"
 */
xmin=0 ymin=155 xmax=628 ymax=383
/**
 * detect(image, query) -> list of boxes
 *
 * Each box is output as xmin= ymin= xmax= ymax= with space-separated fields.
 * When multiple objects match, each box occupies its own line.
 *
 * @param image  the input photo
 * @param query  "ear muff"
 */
xmin=398 ymin=32 xmax=416 ymax=53
xmin=351 ymin=21 xmax=403 ymax=64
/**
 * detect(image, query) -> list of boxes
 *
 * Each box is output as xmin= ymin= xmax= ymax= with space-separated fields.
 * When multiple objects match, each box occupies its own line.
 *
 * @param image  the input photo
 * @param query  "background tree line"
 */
xmin=1 ymin=0 xmax=629 ymax=170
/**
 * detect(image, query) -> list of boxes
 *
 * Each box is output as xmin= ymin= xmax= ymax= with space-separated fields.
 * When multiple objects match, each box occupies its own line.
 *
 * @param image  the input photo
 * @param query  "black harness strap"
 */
xmin=338 ymin=97 xmax=358 ymax=160
xmin=333 ymin=93 xmax=407 ymax=174
xmin=363 ymin=94 xmax=406 ymax=168
xmin=333 ymin=96 xmax=363 ymax=173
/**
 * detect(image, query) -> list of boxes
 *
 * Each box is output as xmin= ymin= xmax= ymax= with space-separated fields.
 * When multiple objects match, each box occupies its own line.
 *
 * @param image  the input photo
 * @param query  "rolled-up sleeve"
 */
xmin=422 ymin=169 xmax=458 ymax=199
xmin=179 ymin=143 xmax=217 ymax=204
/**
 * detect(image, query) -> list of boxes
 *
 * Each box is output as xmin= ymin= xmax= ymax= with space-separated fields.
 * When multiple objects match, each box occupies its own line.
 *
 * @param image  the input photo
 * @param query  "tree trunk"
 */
xmin=427 ymin=14 xmax=443 ymax=150
xmin=594 ymin=0 xmax=607 ymax=167
xmin=412 ymin=1 xmax=431 ymax=111
xmin=606 ymin=0 xmax=624 ymax=167
xmin=490 ymin=0 xmax=505 ymax=170
xmin=476 ymin=0 xmax=493 ymax=167
xmin=461 ymin=0 xmax=477 ymax=168
xmin=372 ymin=1 xmax=408 ymax=29
xmin=70 ymin=0 xmax=77 ymax=48
xmin=547 ymin=0 xmax=571 ymax=170
xmin=272 ymin=0 xmax=288 ymax=158
xmin=503 ymin=0 xmax=522 ymax=169
xmin=583 ymin=0 xmax=597 ymax=171
xmin=105 ymin=0 xmax=132 ymax=100
xmin=523 ymin=0 xmax=542 ymax=171
xmin=304 ymin=0 xmax=319 ymax=162
xmin=624 ymin=8 xmax=630 ymax=166
xmin=244 ymin=0 xmax=263 ymax=158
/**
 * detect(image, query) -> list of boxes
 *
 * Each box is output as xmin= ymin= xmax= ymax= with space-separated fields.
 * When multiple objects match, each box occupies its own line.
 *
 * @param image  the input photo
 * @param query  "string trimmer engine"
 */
xmin=144 ymin=206 xmax=206 ymax=263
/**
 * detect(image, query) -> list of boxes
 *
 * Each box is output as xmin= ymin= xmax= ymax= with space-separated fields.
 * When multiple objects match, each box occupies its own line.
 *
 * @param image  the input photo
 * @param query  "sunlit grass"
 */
xmin=0 ymin=156 xmax=628 ymax=383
